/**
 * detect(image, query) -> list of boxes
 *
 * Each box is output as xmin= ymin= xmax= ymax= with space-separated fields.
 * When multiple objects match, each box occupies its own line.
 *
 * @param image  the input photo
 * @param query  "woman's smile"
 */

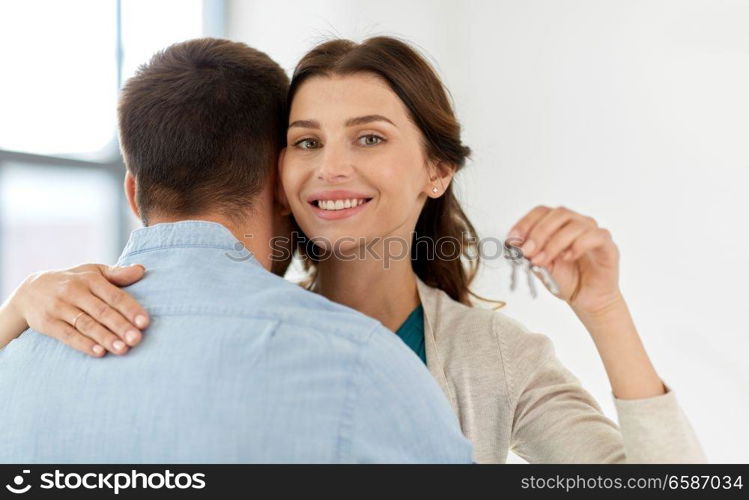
xmin=306 ymin=189 xmax=374 ymax=221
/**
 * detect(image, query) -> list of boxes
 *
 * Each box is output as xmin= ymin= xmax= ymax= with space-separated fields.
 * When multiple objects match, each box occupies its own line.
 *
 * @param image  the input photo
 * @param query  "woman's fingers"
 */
xmin=13 ymin=264 xmax=148 ymax=356
xmin=507 ymin=205 xmax=551 ymax=246
xmin=60 ymin=303 xmax=130 ymax=355
xmin=100 ymin=264 xmax=146 ymax=287
xmin=507 ymin=206 xmax=597 ymax=261
xmin=565 ymin=227 xmax=615 ymax=262
xmin=520 ymin=207 xmax=587 ymax=258
xmin=88 ymin=273 xmax=150 ymax=331
xmin=75 ymin=287 xmax=142 ymax=347
xmin=530 ymin=220 xmax=594 ymax=267
xmin=47 ymin=319 xmax=106 ymax=358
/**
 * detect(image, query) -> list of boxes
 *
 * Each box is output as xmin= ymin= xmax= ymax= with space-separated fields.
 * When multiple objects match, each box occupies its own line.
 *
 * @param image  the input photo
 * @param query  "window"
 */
xmin=0 ymin=163 xmax=121 ymax=294
xmin=0 ymin=0 xmax=118 ymax=159
xmin=0 ymin=0 xmax=225 ymax=298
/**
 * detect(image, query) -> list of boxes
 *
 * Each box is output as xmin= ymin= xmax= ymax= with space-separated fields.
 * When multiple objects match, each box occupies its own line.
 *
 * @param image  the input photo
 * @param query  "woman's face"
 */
xmin=280 ymin=72 xmax=448 ymax=253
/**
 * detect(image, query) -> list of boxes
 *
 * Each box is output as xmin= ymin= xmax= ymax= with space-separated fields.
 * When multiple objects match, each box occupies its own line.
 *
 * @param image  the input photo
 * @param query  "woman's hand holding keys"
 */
xmin=506 ymin=205 xmax=666 ymax=399
xmin=506 ymin=205 xmax=623 ymax=316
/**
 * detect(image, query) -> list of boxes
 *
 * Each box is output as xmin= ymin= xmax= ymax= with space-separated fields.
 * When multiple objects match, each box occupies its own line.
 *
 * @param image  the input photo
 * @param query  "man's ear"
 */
xmin=424 ymin=161 xmax=455 ymax=198
xmin=275 ymin=148 xmax=291 ymax=216
xmin=124 ymin=171 xmax=141 ymax=219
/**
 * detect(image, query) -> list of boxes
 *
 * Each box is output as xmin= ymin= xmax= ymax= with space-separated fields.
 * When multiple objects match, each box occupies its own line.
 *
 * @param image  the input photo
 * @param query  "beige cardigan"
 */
xmin=414 ymin=276 xmax=707 ymax=464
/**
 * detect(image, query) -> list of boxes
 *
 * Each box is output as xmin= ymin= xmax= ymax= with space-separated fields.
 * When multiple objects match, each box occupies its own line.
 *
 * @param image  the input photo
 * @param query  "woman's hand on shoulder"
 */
xmin=12 ymin=263 xmax=149 ymax=357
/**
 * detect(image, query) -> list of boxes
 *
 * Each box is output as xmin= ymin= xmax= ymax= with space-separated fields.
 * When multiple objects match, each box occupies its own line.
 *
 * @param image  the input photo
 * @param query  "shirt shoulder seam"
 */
xmin=335 ymin=324 xmax=379 ymax=462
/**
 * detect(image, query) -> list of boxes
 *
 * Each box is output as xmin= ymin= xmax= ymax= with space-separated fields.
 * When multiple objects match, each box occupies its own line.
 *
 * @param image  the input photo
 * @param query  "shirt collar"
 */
xmin=117 ymin=220 xmax=260 ymax=267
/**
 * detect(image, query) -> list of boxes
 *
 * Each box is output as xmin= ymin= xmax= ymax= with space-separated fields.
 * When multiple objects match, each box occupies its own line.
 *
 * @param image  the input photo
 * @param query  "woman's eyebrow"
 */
xmin=345 ymin=115 xmax=396 ymax=127
xmin=288 ymin=119 xmax=319 ymax=129
xmin=288 ymin=115 xmax=396 ymax=130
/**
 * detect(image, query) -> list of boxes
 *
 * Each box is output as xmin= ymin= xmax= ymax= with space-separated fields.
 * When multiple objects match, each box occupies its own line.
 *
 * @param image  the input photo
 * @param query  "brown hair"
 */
xmin=289 ymin=36 xmax=504 ymax=308
xmin=118 ymin=38 xmax=289 ymax=224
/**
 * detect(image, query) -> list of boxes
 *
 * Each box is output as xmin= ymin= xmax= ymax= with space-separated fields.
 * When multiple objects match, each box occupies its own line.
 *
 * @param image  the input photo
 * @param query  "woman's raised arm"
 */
xmin=0 ymin=264 xmax=150 ymax=356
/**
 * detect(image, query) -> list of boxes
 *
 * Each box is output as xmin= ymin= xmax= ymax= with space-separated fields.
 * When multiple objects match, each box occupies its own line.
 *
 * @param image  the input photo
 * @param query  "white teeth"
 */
xmin=316 ymin=198 xmax=367 ymax=211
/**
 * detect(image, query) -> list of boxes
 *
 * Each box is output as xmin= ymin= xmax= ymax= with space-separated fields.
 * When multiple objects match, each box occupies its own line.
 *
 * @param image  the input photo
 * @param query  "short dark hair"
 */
xmin=118 ymin=37 xmax=289 ymax=224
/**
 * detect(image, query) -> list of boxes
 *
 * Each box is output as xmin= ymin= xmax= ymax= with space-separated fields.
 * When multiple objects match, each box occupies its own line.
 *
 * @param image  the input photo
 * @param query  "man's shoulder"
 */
xmin=227 ymin=271 xmax=384 ymax=340
xmin=123 ymin=260 xmax=385 ymax=349
xmin=117 ymin=240 xmax=381 ymax=335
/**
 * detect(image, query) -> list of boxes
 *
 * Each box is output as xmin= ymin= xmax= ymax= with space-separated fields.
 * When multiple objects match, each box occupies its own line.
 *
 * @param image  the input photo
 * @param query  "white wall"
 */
xmin=227 ymin=0 xmax=749 ymax=463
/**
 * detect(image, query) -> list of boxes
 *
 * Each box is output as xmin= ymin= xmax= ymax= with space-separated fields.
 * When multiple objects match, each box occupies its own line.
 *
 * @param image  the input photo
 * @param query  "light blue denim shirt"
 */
xmin=0 ymin=221 xmax=472 ymax=463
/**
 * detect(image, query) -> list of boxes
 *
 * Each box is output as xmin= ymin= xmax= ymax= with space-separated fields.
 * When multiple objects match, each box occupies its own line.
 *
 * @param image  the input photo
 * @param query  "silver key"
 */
xmin=530 ymin=264 xmax=560 ymax=296
xmin=503 ymin=238 xmax=561 ymax=298
xmin=526 ymin=260 xmax=537 ymax=298
xmin=504 ymin=238 xmax=523 ymax=292
xmin=509 ymin=258 xmax=519 ymax=291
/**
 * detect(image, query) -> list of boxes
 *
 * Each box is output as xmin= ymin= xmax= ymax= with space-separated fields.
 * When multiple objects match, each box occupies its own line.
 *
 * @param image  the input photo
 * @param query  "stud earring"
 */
xmin=432 ymin=187 xmax=439 ymax=193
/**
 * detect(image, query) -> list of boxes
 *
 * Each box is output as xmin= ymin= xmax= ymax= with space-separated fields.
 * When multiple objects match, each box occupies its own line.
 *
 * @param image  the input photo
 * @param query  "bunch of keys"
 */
xmin=503 ymin=238 xmax=561 ymax=298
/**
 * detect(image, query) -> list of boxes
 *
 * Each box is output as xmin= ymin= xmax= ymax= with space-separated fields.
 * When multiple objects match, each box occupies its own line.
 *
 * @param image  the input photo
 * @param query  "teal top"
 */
xmin=394 ymin=305 xmax=427 ymax=364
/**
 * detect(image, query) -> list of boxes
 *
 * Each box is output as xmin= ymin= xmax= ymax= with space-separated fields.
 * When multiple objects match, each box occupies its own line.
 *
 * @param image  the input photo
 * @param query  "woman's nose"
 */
xmin=317 ymin=145 xmax=354 ymax=183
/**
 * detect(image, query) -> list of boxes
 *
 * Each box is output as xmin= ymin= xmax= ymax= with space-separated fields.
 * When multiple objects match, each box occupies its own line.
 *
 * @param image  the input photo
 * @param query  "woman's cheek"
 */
xmin=280 ymin=165 xmax=302 ymax=206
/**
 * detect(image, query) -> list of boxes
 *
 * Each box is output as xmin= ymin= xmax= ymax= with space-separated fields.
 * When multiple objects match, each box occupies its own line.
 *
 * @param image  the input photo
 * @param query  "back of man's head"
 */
xmin=118 ymin=38 xmax=289 ymax=225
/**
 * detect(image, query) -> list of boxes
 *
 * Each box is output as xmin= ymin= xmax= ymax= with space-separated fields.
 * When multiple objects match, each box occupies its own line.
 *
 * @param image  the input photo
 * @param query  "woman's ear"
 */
xmin=276 ymin=148 xmax=292 ymax=216
xmin=424 ymin=161 xmax=455 ymax=198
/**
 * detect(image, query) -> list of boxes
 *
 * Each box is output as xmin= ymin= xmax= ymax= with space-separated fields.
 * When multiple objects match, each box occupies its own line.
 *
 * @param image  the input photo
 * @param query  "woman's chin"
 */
xmin=307 ymin=232 xmax=368 ymax=255
xmin=297 ymin=217 xmax=375 ymax=252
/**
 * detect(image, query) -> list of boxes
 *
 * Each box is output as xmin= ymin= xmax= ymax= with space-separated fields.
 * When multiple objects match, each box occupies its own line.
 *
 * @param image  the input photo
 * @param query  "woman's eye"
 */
xmin=358 ymin=134 xmax=384 ymax=147
xmin=294 ymin=138 xmax=321 ymax=150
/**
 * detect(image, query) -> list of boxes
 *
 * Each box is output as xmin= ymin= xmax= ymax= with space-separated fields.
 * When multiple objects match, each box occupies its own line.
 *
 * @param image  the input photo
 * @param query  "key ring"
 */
xmin=503 ymin=238 xmax=561 ymax=298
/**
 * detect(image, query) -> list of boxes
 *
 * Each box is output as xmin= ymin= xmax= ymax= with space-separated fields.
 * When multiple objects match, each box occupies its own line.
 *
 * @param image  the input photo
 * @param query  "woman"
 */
xmin=0 ymin=37 xmax=705 ymax=463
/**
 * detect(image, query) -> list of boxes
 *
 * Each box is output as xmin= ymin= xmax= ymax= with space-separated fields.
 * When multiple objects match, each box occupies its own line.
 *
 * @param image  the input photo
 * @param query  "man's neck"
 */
xmin=146 ymin=213 xmax=274 ymax=272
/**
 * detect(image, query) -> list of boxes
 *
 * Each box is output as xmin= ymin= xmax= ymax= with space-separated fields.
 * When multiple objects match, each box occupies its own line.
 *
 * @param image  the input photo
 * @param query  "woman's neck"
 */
xmin=314 ymin=255 xmax=419 ymax=333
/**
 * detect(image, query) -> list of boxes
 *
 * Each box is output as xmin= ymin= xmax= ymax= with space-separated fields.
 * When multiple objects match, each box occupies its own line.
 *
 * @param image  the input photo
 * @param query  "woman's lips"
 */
xmin=308 ymin=197 xmax=373 ymax=220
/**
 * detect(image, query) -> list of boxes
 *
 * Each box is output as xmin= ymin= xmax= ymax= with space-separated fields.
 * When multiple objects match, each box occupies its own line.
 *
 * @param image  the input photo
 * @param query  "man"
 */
xmin=0 ymin=38 xmax=472 ymax=463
